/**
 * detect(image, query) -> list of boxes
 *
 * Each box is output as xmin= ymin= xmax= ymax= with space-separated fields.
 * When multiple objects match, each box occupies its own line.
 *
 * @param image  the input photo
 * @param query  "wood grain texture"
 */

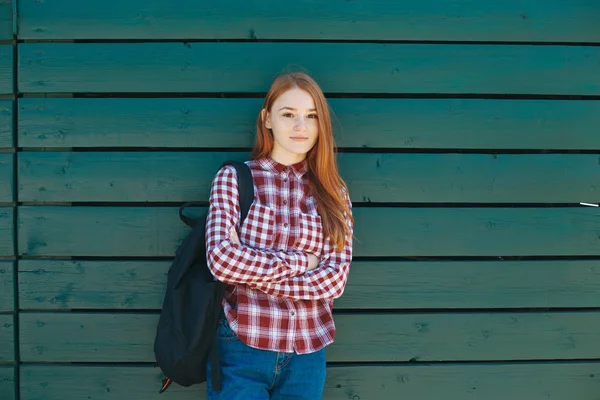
xmin=18 ymin=43 xmax=600 ymax=95
xmin=0 ymin=45 xmax=12 ymax=95
xmin=18 ymin=152 xmax=600 ymax=203
xmin=0 ymin=261 xmax=13 ymax=311
xmin=0 ymin=153 xmax=12 ymax=203
xmin=323 ymin=363 xmax=600 ymax=400
xmin=0 ymin=367 xmax=14 ymax=400
xmin=18 ymin=98 xmax=600 ymax=150
xmin=0 ymin=207 xmax=12 ymax=256
xmin=0 ymin=314 xmax=13 ymax=363
xmin=0 ymin=0 xmax=11 ymax=40
xmin=18 ymin=312 xmax=600 ymax=362
xmin=0 ymin=100 xmax=11 ymax=148
xmin=17 ymin=260 xmax=600 ymax=310
xmin=19 ymin=363 xmax=600 ymax=400
xmin=16 ymin=0 xmax=600 ymax=42
xmin=17 ymin=206 xmax=600 ymax=257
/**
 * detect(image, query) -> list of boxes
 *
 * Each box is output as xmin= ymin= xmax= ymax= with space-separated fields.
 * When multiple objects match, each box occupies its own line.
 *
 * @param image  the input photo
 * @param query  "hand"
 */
xmin=229 ymin=227 xmax=241 ymax=245
xmin=307 ymin=253 xmax=320 ymax=270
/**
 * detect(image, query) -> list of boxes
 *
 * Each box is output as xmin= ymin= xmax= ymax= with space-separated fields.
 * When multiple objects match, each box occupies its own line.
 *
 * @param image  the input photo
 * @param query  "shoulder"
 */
xmin=210 ymin=164 xmax=246 ymax=203
xmin=212 ymin=164 xmax=237 ymax=186
xmin=214 ymin=159 xmax=255 ymax=182
xmin=215 ymin=160 xmax=257 ymax=180
xmin=211 ymin=160 xmax=258 ymax=194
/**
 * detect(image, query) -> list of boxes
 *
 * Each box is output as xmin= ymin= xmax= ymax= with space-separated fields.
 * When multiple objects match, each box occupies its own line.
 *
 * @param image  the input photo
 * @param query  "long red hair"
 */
xmin=251 ymin=72 xmax=352 ymax=250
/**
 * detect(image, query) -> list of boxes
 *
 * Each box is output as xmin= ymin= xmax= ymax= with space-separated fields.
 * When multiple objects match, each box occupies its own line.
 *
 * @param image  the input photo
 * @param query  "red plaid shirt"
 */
xmin=205 ymin=157 xmax=353 ymax=354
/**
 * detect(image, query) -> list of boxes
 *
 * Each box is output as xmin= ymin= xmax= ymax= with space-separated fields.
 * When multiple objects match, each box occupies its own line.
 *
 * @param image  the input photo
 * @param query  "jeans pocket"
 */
xmin=216 ymin=316 xmax=239 ymax=342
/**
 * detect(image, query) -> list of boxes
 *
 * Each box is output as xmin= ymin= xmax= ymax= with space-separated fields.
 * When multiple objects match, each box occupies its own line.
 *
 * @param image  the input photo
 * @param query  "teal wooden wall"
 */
xmin=1 ymin=1 xmax=599 ymax=399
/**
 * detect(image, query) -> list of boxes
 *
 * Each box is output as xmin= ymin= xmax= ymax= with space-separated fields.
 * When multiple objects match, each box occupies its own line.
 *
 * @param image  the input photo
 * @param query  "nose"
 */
xmin=294 ymin=117 xmax=307 ymax=131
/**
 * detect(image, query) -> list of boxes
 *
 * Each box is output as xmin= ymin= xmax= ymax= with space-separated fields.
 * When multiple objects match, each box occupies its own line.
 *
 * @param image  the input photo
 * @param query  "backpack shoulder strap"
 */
xmin=178 ymin=161 xmax=254 ymax=228
xmin=221 ymin=160 xmax=254 ymax=223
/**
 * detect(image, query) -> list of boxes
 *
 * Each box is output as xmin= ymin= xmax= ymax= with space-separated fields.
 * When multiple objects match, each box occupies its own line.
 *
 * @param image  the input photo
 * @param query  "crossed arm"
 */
xmin=205 ymin=166 xmax=354 ymax=301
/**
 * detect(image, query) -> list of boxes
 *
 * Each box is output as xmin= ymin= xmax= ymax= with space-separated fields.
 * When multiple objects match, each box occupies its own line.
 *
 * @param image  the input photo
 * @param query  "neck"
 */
xmin=269 ymin=149 xmax=305 ymax=166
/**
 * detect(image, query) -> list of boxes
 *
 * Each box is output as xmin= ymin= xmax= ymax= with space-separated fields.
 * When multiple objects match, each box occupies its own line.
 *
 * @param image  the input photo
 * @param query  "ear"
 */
xmin=261 ymin=109 xmax=271 ymax=129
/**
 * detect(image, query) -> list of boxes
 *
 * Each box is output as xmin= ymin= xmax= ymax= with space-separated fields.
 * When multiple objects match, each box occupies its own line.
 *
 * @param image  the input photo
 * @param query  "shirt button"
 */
xmin=290 ymin=311 xmax=295 ymax=316
xmin=283 ymin=177 xmax=288 ymax=182
xmin=283 ymin=200 xmax=288 ymax=205
xmin=284 ymin=223 xmax=289 ymax=228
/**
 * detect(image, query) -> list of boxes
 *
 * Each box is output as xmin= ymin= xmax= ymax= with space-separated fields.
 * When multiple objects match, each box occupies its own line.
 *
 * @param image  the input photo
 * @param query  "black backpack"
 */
xmin=154 ymin=160 xmax=254 ymax=393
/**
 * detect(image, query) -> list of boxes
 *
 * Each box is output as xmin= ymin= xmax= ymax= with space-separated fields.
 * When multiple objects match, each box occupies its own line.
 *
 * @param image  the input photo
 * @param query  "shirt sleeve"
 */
xmin=205 ymin=165 xmax=310 ymax=285
xmin=250 ymin=189 xmax=354 ymax=300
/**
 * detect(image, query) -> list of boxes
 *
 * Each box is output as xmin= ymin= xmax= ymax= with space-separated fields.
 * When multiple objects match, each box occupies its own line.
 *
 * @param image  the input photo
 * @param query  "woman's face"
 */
xmin=264 ymin=88 xmax=319 ymax=165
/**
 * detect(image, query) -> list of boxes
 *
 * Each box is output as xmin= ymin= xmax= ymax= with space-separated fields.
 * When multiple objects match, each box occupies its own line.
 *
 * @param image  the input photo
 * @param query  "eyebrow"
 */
xmin=278 ymin=107 xmax=317 ymax=112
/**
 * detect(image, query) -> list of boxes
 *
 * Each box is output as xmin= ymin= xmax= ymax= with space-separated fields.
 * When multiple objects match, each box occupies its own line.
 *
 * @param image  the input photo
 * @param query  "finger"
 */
xmin=229 ymin=229 xmax=240 ymax=244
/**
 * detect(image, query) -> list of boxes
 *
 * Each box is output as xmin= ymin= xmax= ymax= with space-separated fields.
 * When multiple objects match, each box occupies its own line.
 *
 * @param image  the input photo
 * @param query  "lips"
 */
xmin=290 ymin=137 xmax=309 ymax=141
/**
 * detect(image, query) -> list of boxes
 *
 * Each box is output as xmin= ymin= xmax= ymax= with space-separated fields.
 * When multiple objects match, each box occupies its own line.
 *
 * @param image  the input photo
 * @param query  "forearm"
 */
xmin=207 ymin=240 xmax=310 ymax=285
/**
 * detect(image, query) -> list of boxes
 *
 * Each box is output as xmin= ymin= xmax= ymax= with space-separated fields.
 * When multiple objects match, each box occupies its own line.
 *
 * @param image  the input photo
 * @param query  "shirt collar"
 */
xmin=258 ymin=157 xmax=309 ymax=178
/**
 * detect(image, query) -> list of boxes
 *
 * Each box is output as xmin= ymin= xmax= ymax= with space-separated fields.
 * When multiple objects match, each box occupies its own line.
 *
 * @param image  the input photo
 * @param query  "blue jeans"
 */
xmin=206 ymin=316 xmax=327 ymax=399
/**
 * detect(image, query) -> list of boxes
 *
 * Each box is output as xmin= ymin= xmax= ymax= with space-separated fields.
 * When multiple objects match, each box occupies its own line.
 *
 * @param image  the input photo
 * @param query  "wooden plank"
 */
xmin=0 ymin=261 xmax=12 ymax=311
xmin=16 ymin=0 xmax=600 ymax=42
xmin=19 ymin=312 xmax=600 ymax=362
xmin=17 ymin=206 xmax=600 ymax=257
xmin=0 ymin=0 xmax=11 ymax=40
xmin=340 ymin=260 xmax=600 ymax=309
xmin=0 ymin=100 xmax=11 ymax=148
xmin=18 ymin=260 xmax=170 ymax=310
xmin=331 ymin=312 xmax=600 ymax=362
xmin=0 ymin=207 xmax=12 ymax=256
xmin=18 ymin=98 xmax=600 ymax=150
xmin=0 ymin=314 xmax=13 ymax=363
xmin=18 ymin=43 xmax=600 ymax=95
xmin=18 ymin=363 xmax=600 ymax=400
xmin=17 ymin=152 xmax=245 ymax=203
xmin=17 ymin=152 xmax=600 ymax=203
xmin=0 ymin=45 xmax=12 ymax=95
xmin=18 ymin=260 xmax=600 ymax=310
xmin=323 ymin=363 xmax=600 ymax=400
xmin=0 ymin=367 xmax=14 ymax=400
xmin=0 ymin=153 xmax=12 ymax=202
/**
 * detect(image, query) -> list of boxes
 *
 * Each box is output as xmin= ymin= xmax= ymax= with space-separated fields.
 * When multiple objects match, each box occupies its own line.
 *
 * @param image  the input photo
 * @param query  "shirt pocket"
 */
xmin=295 ymin=212 xmax=324 ymax=256
xmin=239 ymin=202 xmax=276 ymax=250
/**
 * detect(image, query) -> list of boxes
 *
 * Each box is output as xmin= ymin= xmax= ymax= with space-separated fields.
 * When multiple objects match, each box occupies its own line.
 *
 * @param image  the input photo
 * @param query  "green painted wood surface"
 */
xmin=0 ymin=207 xmax=12 ymax=256
xmin=325 ymin=363 xmax=600 ymax=400
xmin=0 ymin=314 xmax=13 ymax=362
xmin=0 ymin=262 xmax=12 ymax=311
xmin=16 ymin=0 xmax=600 ymax=42
xmin=0 ymin=0 xmax=11 ymax=40
xmin=0 ymin=45 xmax=12 ymax=95
xmin=17 ymin=260 xmax=600 ymax=310
xmin=18 ymin=98 xmax=600 ymax=150
xmin=17 ymin=206 xmax=600 ymax=257
xmin=0 ymin=100 xmax=11 ymax=148
xmin=0 ymin=153 xmax=12 ymax=203
xmin=18 ymin=152 xmax=600 ymax=203
xmin=19 ymin=312 xmax=600 ymax=362
xmin=18 ymin=43 xmax=600 ymax=95
xmin=18 ymin=363 xmax=600 ymax=400
xmin=0 ymin=367 xmax=14 ymax=400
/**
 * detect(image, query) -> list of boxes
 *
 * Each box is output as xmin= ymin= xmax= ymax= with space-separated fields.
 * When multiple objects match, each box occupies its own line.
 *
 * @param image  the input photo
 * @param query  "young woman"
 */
xmin=205 ymin=72 xmax=354 ymax=399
